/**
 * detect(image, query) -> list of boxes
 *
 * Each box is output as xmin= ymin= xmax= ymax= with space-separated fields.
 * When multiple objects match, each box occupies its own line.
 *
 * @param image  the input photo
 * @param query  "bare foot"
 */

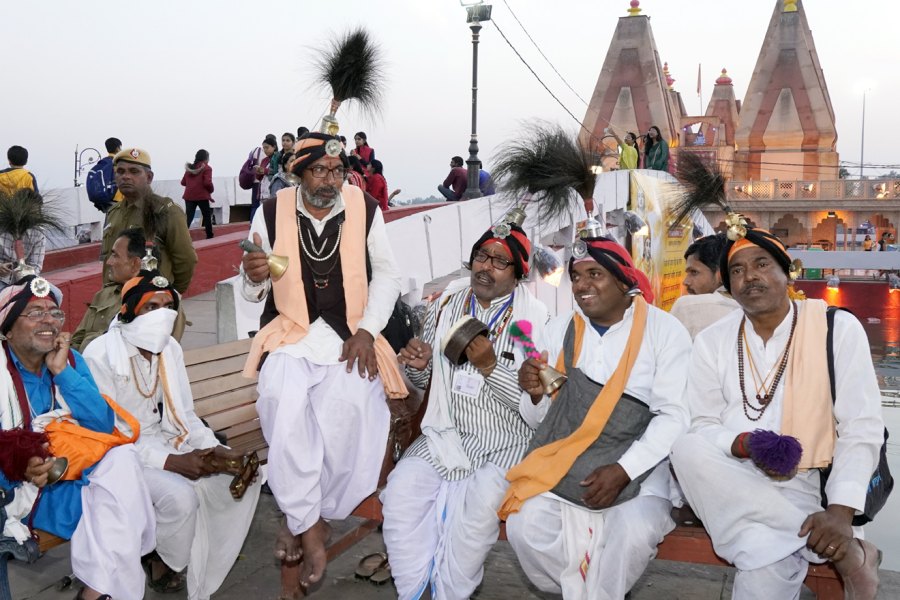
xmin=299 ymin=519 xmax=332 ymax=588
xmin=834 ymin=538 xmax=880 ymax=600
xmin=275 ymin=520 xmax=304 ymax=599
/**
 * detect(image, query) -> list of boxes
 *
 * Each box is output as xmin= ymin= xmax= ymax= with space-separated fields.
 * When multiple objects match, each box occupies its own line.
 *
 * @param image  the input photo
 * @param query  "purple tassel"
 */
xmin=748 ymin=429 xmax=803 ymax=477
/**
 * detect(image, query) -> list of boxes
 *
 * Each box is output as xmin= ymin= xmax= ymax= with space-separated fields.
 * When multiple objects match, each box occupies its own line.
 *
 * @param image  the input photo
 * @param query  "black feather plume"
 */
xmin=491 ymin=121 xmax=596 ymax=221
xmin=0 ymin=189 xmax=66 ymax=239
xmin=314 ymin=28 xmax=385 ymax=116
xmin=668 ymin=152 xmax=730 ymax=229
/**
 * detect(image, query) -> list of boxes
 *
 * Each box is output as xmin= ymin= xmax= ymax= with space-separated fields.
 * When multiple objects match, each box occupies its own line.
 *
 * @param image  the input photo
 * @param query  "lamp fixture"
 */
xmin=826 ymin=211 xmax=837 ymax=218
xmin=826 ymin=275 xmax=840 ymax=290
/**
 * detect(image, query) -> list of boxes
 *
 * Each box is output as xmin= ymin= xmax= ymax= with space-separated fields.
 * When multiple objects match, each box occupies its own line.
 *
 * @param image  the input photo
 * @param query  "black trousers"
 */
xmin=185 ymin=200 xmax=214 ymax=239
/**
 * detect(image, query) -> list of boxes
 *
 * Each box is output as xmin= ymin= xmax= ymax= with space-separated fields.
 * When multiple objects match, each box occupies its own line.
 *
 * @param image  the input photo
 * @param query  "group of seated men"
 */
xmin=1 ymin=146 xmax=258 ymax=600
xmin=3 ymin=131 xmax=886 ymax=600
xmin=238 ymin=132 xmax=886 ymax=600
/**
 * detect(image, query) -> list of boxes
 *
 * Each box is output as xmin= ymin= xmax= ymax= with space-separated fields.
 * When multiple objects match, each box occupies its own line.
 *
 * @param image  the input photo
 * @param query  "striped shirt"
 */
xmin=406 ymin=285 xmax=545 ymax=481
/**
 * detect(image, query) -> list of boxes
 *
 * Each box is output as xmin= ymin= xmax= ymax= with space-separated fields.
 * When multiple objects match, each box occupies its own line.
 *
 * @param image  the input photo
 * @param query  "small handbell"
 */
xmin=538 ymin=365 xmax=568 ymax=394
xmin=45 ymin=456 xmax=69 ymax=485
xmin=239 ymin=239 xmax=289 ymax=280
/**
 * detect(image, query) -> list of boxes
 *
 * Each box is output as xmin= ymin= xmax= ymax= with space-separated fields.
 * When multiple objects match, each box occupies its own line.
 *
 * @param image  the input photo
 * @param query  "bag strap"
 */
xmin=826 ymin=306 xmax=853 ymax=403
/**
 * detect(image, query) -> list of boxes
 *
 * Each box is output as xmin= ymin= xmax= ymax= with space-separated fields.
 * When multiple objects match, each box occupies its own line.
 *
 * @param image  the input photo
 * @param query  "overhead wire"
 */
xmin=500 ymin=0 xmax=589 ymax=106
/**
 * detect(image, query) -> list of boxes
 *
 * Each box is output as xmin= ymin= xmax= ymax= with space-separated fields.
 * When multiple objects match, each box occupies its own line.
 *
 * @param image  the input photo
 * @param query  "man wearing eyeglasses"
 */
xmin=0 ymin=275 xmax=156 ymax=600
xmin=382 ymin=218 xmax=549 ymax=599
xmin=240 ymin=132 xmax=401 ymax=594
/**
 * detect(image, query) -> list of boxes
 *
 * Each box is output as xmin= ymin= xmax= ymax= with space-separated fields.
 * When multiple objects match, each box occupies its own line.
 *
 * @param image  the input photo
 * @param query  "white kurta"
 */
xmin=671 ymin=302 xmax=884 ymax=572
xmin=668 ymin=287 xmax=740 ymax=339
xmin=382 ymin=282 xmax=549 ymax=599
xmin=508 ymin=303 xmax=692 ymax=599
xmin=84 ymin=336 xmax=263 ymax=600
xmin=238 ymin=191 xmax=400 ymax=537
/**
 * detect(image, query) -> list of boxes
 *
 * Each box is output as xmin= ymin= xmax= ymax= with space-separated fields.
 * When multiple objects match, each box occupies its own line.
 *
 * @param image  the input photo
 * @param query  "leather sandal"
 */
xmin=142 ymin=551 xmax=187 ymax=593
xmin=354 ymin=552 xmax=388 ymax=579
xmin=369 ymin=562 xmax=392 ymax=586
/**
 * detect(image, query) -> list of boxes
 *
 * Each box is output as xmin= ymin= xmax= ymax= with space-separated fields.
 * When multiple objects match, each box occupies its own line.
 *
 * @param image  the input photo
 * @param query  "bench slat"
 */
xmin=183 ymin=339 xmax=252 ymax=366
xmin=203 ymin=404 xmax=259 ymax=431
xmin=191 ymin=373 xmax=254 ymax=402
xmin=187 ymin=354 xmax=251 ymax=382
xmin=194 ymin=387 xmax=257 ymax=418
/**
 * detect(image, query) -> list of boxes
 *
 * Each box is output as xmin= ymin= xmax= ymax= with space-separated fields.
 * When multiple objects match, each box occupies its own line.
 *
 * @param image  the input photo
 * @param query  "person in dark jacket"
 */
xmin=181 ymin=149 xmax=215 ymax=239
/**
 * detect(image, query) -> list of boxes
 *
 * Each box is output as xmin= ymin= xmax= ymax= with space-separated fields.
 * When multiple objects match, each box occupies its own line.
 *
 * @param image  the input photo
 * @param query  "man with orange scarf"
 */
xmin=502 ymin=234 xmax=691 ymax=599
xmin=670 ymin=225 xmax=885 ymax=599
xmin=240 ymin=132 xmax=401 ymax=594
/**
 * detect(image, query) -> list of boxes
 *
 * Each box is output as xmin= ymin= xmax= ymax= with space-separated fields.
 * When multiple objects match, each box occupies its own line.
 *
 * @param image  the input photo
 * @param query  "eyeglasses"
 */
xmin=22 ymin=309 xmax=66 ymax=323
xmin=473 ymin=249 xmax=513 ymax=270
xmin=309 ymin=165 xmax=346 ymax=180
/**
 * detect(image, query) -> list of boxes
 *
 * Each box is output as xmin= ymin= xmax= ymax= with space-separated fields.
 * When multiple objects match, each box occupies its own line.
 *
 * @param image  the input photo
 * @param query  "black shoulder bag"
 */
xmin=819 ymin=306 xmax=893 ymax=525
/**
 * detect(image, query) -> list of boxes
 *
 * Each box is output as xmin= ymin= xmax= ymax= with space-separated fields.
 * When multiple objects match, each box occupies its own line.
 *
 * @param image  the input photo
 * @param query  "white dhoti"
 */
xmin=70 ymin=445 xmax=157 ymax=600
xmin=143 ymin=467 xmax=263 ymax=600
xmin=256 ymin=353 xmax=390 ymax=535
xmin=505 ymin=490 xmax=674 ymax=600
xmin=670 ymin=433 xmax=844 ymax=599
xmin=381 ymin=457 xmax=507 ymax=600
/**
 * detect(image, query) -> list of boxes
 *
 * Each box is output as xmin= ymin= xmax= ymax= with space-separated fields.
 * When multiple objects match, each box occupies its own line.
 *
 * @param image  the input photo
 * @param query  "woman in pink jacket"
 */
xmin=181 ymin=149 xmax=215 ymax=239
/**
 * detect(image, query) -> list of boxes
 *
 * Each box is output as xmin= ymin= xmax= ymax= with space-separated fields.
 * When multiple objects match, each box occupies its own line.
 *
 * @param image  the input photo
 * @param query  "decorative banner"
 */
xmin=628 ymin=171 xmax=693 ymax=311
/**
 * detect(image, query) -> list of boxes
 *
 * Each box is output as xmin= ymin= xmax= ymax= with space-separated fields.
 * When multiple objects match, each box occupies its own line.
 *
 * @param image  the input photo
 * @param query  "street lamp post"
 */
xmin=859 ymin=89 xmax=869 ymax=180
xmin=461 ymin=1 xmax=492 ymax=200
xmin=73 ymin=145 xmax=102 ymax=187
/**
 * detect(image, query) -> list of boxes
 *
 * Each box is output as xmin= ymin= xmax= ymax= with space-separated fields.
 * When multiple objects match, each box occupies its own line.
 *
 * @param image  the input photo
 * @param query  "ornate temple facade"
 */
xmin=582 ymin=0 xmax=898 ymax=249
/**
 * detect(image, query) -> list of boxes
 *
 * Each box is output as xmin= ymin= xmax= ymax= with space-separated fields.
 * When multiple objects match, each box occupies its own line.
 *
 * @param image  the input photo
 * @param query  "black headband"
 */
xmin=719 ymin=229 xmax=792 ymax=292
xmin=120 ymin=270 xmax=180 ymax=324
xmin=289 ymin=132 xmax=349 ymax=176
xmin=469 ymin=223 xmax=531 ymax=279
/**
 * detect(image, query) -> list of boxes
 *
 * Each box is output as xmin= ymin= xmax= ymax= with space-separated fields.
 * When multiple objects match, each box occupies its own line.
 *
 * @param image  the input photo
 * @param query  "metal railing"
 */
xmin=727 ymin=179 xmax=900 ymax=202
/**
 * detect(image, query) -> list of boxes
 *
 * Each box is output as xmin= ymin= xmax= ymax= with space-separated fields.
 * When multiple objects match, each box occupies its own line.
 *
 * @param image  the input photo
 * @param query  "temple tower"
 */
xmin=580 ymin=1 xmax=680 ymax=155
xmin=733 ymin=0 xmax=839 ymax=181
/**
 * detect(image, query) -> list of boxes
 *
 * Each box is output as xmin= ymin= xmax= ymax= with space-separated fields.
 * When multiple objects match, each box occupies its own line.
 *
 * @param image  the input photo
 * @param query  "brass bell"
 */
xmin=538 ymin=365 xmax=568 ymax=394
xmin=45 ymin=456 xmax=69 ymax=485
xmin=239 ymin=239 xmax=289 ymax=280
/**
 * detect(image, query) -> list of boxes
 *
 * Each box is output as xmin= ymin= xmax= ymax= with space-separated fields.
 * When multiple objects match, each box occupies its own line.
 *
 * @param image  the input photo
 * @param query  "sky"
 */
xmin=3 ymin=0 xmax=899 ymax=201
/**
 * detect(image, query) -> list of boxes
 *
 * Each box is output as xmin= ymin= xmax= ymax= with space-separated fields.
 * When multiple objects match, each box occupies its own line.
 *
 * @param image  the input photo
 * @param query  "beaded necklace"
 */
xmin=129 ymin=354 xmax=160 ymax=400
xmin=736 ymin=301 xmax=798 ymax=421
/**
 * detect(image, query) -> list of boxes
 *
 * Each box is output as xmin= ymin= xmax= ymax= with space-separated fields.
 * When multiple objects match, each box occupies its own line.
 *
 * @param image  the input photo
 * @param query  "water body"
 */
xmin=858 ymin=302 xmax=899 ymax=570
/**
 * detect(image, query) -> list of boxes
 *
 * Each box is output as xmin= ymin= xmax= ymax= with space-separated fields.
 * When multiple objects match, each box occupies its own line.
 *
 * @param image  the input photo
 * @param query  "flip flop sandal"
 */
xmin=355 ymin=552 xmax=388 ymax=580
xmin=369 ymin=563 xmax=392 ymax=586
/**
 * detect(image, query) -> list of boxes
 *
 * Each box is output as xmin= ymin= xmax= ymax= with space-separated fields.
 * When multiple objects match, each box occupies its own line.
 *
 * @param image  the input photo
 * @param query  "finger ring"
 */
xmin=826 ymin=545 xmax=836 ymax=552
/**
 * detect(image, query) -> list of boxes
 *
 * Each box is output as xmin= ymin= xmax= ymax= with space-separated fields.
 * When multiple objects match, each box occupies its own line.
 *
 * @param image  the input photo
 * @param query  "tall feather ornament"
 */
xmin=667 ymin=151 xmax=732 ymax=231
xmin=314 ymin=28 xmax=386 ymax=133
xmin=0 ymin=189 xmax=66 ymax=240
xmin=491 ymin=121 xmax=597 ymax=221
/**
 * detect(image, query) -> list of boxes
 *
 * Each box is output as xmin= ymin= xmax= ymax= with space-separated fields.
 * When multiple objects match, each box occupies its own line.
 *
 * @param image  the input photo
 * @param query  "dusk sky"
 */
xmin=3 ymin=0 xmax=898 ymax=201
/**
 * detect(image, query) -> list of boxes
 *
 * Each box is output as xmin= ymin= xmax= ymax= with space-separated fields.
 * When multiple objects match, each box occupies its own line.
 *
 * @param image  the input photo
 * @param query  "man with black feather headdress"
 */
xmin=668 ymin=154 xmax=886 ymax=599
xmin=238 ymin=25 xmax=401 ymax=595
xmin=381 ymin=216 xmax=548 ymax=599
xmin=499 ymin=231 xmax=692 ymax=600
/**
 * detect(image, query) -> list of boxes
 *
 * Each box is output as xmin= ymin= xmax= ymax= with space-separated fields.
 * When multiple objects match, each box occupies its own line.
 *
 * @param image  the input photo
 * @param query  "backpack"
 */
xmin=85 ymin=157 xmax=116 ymax=212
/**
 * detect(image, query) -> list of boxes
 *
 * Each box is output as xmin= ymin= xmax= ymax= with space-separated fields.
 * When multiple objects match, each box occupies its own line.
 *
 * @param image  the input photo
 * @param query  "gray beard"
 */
xmin=301 ymin=185 xmax=338 ymax=209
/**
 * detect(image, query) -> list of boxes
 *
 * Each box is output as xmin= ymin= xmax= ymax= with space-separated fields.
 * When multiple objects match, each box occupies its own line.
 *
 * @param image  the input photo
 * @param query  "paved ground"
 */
xmin=8 ymin=291 xmax=900 ymax=599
